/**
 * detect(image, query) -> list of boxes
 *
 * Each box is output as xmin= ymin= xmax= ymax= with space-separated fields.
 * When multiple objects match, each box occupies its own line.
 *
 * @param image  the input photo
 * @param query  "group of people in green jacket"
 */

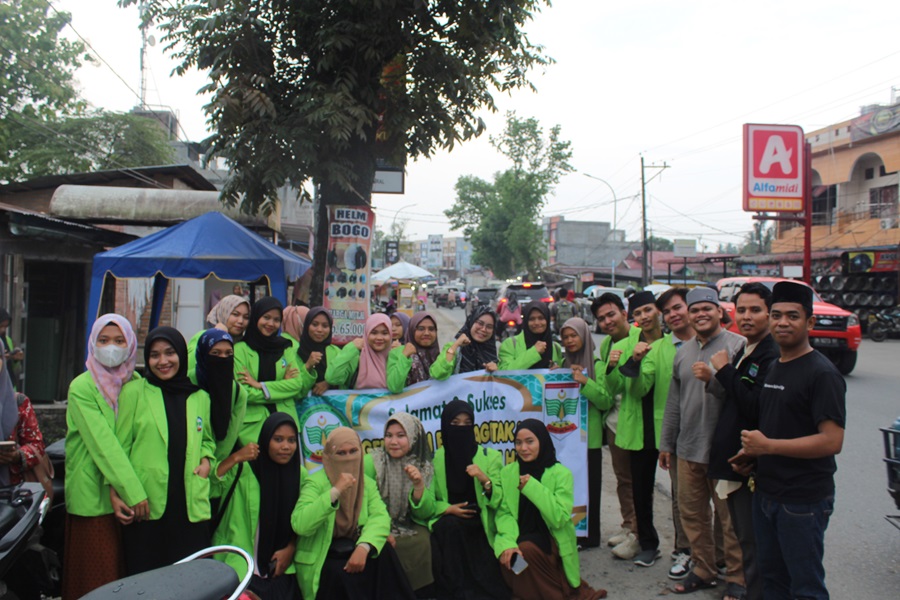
xmin=63 ymin=293 xmax=611 ymax=600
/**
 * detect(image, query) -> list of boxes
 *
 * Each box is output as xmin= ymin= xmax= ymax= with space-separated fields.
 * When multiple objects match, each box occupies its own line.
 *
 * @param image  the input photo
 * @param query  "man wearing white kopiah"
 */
xmin=658 ymin=287 xmax=746 ymax=595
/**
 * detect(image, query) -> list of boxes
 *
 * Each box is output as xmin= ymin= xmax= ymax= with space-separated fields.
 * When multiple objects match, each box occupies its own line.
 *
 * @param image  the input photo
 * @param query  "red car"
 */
xmin=716 ymin=277 xmax=861 ymax=375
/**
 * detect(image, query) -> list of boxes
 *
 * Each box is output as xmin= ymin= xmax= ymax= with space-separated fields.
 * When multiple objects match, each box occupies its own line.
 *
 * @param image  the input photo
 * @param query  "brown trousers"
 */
xmin=606 ymin=426 xmax=636 ymax=533
xmin=676 ymin=458 xmax=744 ymax=585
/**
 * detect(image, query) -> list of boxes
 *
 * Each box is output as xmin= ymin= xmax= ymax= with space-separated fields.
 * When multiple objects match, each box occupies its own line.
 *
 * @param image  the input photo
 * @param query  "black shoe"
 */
xmin=634 ymin=549 xmax=661 ymax=567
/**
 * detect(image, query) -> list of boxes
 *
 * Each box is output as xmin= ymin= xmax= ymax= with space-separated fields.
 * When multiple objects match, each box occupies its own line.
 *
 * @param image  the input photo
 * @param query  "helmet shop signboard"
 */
xmin=324 ymin=206 xmax=374 ymax=344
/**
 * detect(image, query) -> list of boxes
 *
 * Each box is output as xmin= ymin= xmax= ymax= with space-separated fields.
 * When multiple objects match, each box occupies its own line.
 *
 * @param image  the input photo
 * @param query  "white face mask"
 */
xmin=94 ymin=343 xmax=130 ymax=368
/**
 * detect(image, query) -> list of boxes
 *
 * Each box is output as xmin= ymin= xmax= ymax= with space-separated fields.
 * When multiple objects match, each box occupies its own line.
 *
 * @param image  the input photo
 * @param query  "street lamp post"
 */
xmin=389 ymin=203 xmax=415 ymax=262
xmin=583 ymin=173 xmax=619 ymax=287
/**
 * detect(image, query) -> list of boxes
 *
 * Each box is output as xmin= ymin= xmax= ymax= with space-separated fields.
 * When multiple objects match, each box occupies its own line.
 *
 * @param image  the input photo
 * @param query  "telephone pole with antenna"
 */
xmin=640 ymin=156 xmax=670 ymax=286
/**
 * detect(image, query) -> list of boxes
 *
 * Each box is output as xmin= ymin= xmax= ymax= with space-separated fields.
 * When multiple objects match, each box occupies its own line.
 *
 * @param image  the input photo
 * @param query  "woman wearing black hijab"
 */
xmin=297 ymin=307 xmax=340 ymax=397
xmin=494 ymin=420 xmax=607 ymax=600
xmin=431 ymin=306 xmax=499 ymax=380
xmin=115 ymin=327 xmax=215 ymax=575
xmin=498 ymin=301 xmax=563 ymax=370
xmin=412 ymin=400 xmax=509 ymax=599
xmin=212 ymin=412 xmax=305 ymax=599
xmin=234 ymin=296 xmax=317 ymax=445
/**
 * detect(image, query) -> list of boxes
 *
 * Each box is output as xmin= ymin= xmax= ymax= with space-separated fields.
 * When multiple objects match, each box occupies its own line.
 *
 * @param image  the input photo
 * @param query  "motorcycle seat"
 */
xmin=81 ymin=558 xmax=240 ymax=600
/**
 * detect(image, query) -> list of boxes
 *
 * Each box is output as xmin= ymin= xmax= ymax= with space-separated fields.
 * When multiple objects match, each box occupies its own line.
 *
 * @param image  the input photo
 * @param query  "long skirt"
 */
xmin=122 ymin=502 xmax=210 ymax=575
xmin=316 ymin=542 xmax=415 ymax=600
xmin=501 ymin=541 xmax=607 ymax=600
xmin=431 ymin=514 xmax=510 ymax=600
xmin=62 ymin=513 xmax=124 ymax=600
xmin=394 ymin=524 xmax=434 ymax=591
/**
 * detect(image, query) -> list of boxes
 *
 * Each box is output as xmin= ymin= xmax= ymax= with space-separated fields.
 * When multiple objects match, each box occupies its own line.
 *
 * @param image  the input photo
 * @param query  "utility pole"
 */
xmin=640 ymin=156 xmax=670 ymax=287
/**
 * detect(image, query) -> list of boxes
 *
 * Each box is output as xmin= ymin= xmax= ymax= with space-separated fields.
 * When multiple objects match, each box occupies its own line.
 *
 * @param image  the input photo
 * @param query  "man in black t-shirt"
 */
xmin=738 ymin=281 xmax=845 ymax=600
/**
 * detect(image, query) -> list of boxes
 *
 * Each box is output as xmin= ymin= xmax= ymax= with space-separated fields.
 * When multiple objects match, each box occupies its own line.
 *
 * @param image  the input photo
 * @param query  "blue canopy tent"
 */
xmin=86 ymin=212 xmax=311 ymax=343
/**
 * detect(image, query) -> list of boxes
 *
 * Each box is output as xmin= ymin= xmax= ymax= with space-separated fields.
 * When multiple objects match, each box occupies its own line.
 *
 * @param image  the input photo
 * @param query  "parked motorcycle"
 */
xmin=867 ymin=307 xmax=900 ymax=342
xmin=81 ymin=545 xmax=254 ymax=600
xmin=0 ymin=482 xmax=51 ymax=599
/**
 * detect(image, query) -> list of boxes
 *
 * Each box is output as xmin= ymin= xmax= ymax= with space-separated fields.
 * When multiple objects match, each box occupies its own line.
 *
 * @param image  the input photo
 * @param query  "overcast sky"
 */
xmin=58 ymin=0 xmax=900 ymax=250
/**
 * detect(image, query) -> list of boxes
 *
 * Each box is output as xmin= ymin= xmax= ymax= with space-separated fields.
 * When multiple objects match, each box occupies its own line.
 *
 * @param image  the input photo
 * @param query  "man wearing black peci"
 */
xmin=738 ymin=281 xmax=845 ymax=600
xmin=707 ymin=282 xmax=780 ymax=600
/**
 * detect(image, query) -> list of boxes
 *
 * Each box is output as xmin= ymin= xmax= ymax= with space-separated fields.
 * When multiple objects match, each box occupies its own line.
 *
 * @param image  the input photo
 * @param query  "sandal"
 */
xmin=672 ymin=571 xmax=717 ymax=594
xmin=722 ymin=582 xmax=746 ymax=600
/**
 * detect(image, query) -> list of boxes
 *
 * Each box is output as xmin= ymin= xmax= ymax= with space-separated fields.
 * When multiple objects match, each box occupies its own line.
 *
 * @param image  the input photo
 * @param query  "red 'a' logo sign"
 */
xmin=752 ymin=130 xmax=799 ymax=179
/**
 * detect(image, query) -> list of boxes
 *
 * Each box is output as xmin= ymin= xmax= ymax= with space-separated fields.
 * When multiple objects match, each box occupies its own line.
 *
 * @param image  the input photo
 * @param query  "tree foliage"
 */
xmin=446 ymin=112 xmax=573 ymax=279
xmin=648 ymin=235 xmax=674 ymax=251
xmin=0 ymin=2 xmax=174 ymax=182
xmin=0 ymin=0 xmax=89 ymax=120
xmin=1 ymin=111 xmax=175 ymax=181
xmin=128 ymin=0 xmax=553 ymax=214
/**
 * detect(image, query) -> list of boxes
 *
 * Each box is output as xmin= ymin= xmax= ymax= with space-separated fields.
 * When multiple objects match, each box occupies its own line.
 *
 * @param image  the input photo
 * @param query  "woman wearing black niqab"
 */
xmin=414 ymin=400 xmax=509 ymax=599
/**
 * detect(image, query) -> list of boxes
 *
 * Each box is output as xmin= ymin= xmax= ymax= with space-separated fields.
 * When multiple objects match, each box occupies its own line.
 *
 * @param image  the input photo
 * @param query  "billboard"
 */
xmin=743 ymin=124 xmax=805 ymax=213
xmin=427 ymin=234 xmax=443 ymax=270
xmin=323 ymin=206 xmax=374 ymax=344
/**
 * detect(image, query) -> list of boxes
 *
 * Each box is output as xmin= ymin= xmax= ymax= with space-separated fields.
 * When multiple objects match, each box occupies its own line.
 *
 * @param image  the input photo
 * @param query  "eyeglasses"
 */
xmin=473 ymin=320 xmax=494 ymax=331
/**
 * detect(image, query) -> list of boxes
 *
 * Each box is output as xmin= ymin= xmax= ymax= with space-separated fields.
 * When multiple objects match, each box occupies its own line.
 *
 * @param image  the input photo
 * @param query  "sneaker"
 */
xmin=668 ymin=552 xmax=692 ymax=580
xmin=633 ymin=549 xmax=661 ymax=567
xmin=611 ymin=533 xmax=640 ymax=560
xmin=670 ymin=548 xmax=690 ymax=561
xmin=607 ymin=528 xmax=631 ymax=547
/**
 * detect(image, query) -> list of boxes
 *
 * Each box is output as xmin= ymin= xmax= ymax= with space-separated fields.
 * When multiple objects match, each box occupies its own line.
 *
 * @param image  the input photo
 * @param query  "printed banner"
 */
xmin=295 ymin=369 xmax=590 ymax=534
xmin=324 ymin=206 xmax=375 ymax=344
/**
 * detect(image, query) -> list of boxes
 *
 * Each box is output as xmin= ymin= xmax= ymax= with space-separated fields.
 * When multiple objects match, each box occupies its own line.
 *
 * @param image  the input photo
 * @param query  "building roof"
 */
xmin=0 ymin=201 xmax=137 ymax=246
xmin=0 ymin=164 xmax=217 ymax=193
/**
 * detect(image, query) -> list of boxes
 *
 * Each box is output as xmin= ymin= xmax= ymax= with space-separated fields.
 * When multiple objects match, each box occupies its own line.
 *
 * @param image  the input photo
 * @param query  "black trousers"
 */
xmin=629 ymin=446 xmax=660 ymax=552
xmin=584 ymin=447 xmax=603 ymax=546
xmin=727 ymin=483 xmax=760 ymax=600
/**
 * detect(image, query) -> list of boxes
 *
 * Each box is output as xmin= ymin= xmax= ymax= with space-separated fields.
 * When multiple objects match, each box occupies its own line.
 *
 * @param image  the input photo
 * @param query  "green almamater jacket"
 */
xmin=115 ymin=378 xmax=217 ymax=522
xmin=324 ymin=343 xmax=368 ymax=389
xmin=211 ymin=461 xmax=307 ymax=578
xmin=498 ymin=333 xmax=563 ymax=371
xmin=493 ymin=462 xmax=581 ymax=588
xmin=386 ymin=344 xmax=440 ymax=393
xmin=410 ymin=445 xmax=503 ymax=546
xmin=616 ymin=332 xmax=677 ymax=450
xmin=596 ymin=326 xmax=642 ymax=444
xmin=233 ymin=341 xmax=312 ymax=444
xmin=429 ymin=342 xmax=460 ymax=380
xmin=65 ymin=371 xmax=147 ymax=516
xmin=577 ymin=359 xmax=614 ymax=450
xmin=299 ymin=344 xmax=346 ymax=394
xmin=291 ymin=469 xmax=391 ymax=600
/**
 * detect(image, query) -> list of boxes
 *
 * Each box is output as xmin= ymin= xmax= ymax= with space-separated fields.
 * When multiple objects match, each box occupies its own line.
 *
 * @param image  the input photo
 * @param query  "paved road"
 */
xmin=426 ymin=306 xmax=900 ymax=598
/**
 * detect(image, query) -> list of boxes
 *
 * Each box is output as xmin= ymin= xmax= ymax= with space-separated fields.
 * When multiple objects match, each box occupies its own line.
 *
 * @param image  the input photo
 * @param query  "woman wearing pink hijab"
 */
xmin=281 ymin=305 xmax=309 ymax=349
xmin=63 ymin=315 xmax=148 ymax=599
xmin=325 ymin=314 xmax=394 ymax=390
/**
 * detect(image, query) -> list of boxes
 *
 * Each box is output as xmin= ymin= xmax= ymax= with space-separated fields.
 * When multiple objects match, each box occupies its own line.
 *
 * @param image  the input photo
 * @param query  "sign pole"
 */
xmin=803 ymin=141 xmax=812 ymax=284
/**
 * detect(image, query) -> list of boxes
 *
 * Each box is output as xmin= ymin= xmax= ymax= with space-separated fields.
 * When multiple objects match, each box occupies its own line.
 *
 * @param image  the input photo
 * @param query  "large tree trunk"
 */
xmin=308 ymin=140 xmax=377 ymax=307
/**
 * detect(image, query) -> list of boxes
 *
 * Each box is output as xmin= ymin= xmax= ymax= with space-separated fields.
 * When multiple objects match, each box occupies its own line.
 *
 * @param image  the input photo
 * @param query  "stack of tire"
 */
xmin=815 ymin=274 xmax=898 ymax=334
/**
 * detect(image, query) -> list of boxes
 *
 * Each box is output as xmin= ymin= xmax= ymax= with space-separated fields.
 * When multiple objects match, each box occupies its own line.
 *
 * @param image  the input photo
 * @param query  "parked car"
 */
xmin=466 ymin=287 xmax=499 ymax=317
xmin=492 ymin=282 xmax=553 ymax=314
xmin=716 ymin=276 xmax=862 ymax=375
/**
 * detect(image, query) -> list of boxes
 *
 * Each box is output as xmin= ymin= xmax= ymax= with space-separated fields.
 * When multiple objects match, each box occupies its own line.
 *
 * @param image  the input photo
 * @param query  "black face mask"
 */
xmin=204 ymin=354 xmax=235 ymax=441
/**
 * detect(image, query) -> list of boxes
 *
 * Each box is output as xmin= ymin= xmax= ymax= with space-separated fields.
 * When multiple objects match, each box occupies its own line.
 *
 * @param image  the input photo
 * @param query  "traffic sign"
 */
xmin=743 ymin=124 xmax=805 ymax=213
